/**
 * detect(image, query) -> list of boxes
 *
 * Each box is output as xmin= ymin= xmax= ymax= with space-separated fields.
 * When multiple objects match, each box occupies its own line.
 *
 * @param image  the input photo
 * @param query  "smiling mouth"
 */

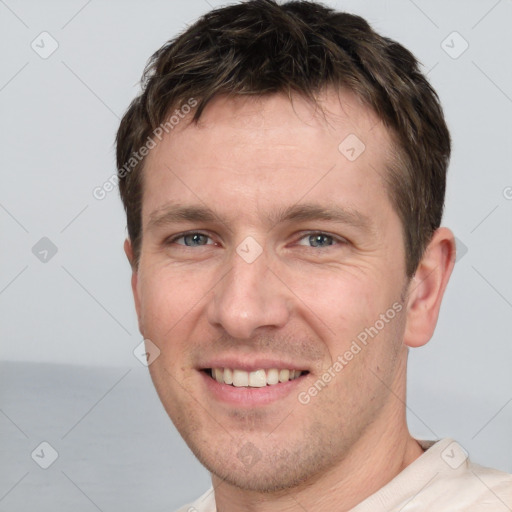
xmin=204 ymin=368 xmax=309 ymax=387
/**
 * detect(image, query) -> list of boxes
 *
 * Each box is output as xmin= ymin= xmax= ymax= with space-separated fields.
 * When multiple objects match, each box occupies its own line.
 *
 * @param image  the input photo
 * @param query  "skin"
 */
xmin=124 ymin=89 xmax=456 ymax=511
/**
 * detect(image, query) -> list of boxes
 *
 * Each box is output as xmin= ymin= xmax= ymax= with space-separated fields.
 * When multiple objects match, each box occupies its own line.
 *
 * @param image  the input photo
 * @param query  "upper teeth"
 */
xmin=211 ymin=368 xmax=304 ymax=387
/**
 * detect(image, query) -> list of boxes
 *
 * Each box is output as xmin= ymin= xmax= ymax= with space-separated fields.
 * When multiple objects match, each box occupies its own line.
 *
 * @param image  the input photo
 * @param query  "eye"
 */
xmin=296 ymin=232 xmax=342 ymax=248
xmin=169 ymin=232 xmax=214 ymax=247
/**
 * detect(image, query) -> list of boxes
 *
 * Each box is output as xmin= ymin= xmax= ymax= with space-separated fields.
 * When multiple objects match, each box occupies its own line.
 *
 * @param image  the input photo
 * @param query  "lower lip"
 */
xmin=200 ymin=370 xmax=307 ymax=407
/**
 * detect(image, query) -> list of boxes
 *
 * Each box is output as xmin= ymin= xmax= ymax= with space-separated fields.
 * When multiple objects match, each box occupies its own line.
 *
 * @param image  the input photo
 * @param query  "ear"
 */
xmin=124 ymin=238 xmax=144 ymax=336
xmin=403 ymin=227 xmax=456 ymax=348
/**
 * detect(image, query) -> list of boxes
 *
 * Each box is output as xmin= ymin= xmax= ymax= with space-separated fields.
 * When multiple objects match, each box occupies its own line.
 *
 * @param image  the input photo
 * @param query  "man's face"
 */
xmin=129 ymin=90 xmax=412 ymax=491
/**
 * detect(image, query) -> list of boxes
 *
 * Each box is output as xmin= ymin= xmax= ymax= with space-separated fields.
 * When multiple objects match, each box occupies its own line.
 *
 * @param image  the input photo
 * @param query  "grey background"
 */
xmin=1 ymin=0 xmax=511 ymax=511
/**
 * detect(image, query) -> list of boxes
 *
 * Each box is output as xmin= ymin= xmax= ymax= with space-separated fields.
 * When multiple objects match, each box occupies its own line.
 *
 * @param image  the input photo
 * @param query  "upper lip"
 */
xmin=198 ymin=356 xmax=311 ymax=373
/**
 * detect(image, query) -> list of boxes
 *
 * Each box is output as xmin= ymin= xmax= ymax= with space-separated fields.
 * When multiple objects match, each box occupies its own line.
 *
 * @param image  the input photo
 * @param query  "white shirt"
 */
xmin=175 ymin=438 xmax=512 ymax=511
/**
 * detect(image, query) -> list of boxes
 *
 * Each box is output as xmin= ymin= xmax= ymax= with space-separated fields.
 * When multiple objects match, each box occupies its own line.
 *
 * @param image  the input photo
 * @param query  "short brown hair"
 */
xmin=116 ymin=0 xmax=450 ymax=277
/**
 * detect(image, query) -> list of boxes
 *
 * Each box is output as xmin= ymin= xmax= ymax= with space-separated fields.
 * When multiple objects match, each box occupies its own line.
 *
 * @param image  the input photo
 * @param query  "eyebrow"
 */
xmin=147 ymin=202 xmax=374 ymax=234
xmin=147 ymin=204 xmax=220 ymax=231
xmin=268 ymin=203 xmax=373 ymax=233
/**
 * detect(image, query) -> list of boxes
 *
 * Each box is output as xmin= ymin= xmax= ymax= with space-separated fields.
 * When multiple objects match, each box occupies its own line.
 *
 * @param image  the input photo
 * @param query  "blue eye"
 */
xmin=297 ymin=233 xmax=338 ymax=248
xmin=167 ymin=231 xmax=342 ymax=250
xmin=172 ymin=233 xmax=213 ymax=246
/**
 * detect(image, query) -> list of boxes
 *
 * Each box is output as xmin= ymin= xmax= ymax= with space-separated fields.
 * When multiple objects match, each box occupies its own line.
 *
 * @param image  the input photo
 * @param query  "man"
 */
xmin=116 ymin=1 xmax=512 ymax=510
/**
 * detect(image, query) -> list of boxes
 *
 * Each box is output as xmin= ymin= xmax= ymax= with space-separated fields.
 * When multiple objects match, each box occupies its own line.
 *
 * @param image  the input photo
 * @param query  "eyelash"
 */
xmin=166 ymin=231 xmax=346 ymax=249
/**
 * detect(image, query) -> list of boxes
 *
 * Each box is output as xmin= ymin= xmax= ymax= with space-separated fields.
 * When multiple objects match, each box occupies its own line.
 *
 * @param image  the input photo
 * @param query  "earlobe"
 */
xmin=403 ymin=227 xmax=456 ymax=348
xmin=124 ymin=238 xmax=144 ymax=335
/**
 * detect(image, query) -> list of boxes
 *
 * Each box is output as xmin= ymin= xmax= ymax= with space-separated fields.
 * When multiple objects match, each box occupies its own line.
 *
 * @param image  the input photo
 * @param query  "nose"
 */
xmin=207 ymin=246 xmax=291 ymax=340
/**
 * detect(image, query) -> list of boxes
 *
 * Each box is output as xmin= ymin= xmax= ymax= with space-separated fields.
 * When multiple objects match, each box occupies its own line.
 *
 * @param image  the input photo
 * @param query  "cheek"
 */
xmin=290 ymin=267 xmax=381 ymax=335
xmin=291 ymin=267 xmax=403 ymax=378
xmin=138 ymin=266 xmax=209 ymax=346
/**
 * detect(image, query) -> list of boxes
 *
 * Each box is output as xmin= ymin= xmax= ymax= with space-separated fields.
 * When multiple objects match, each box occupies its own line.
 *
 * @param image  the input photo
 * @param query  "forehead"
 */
xmin=141 ymin=90 xmax=396 ymax=227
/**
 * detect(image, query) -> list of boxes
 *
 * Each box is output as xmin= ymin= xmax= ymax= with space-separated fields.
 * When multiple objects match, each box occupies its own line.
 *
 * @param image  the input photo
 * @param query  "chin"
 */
xmin=187 ymin=432 xmax=336 ymax=494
